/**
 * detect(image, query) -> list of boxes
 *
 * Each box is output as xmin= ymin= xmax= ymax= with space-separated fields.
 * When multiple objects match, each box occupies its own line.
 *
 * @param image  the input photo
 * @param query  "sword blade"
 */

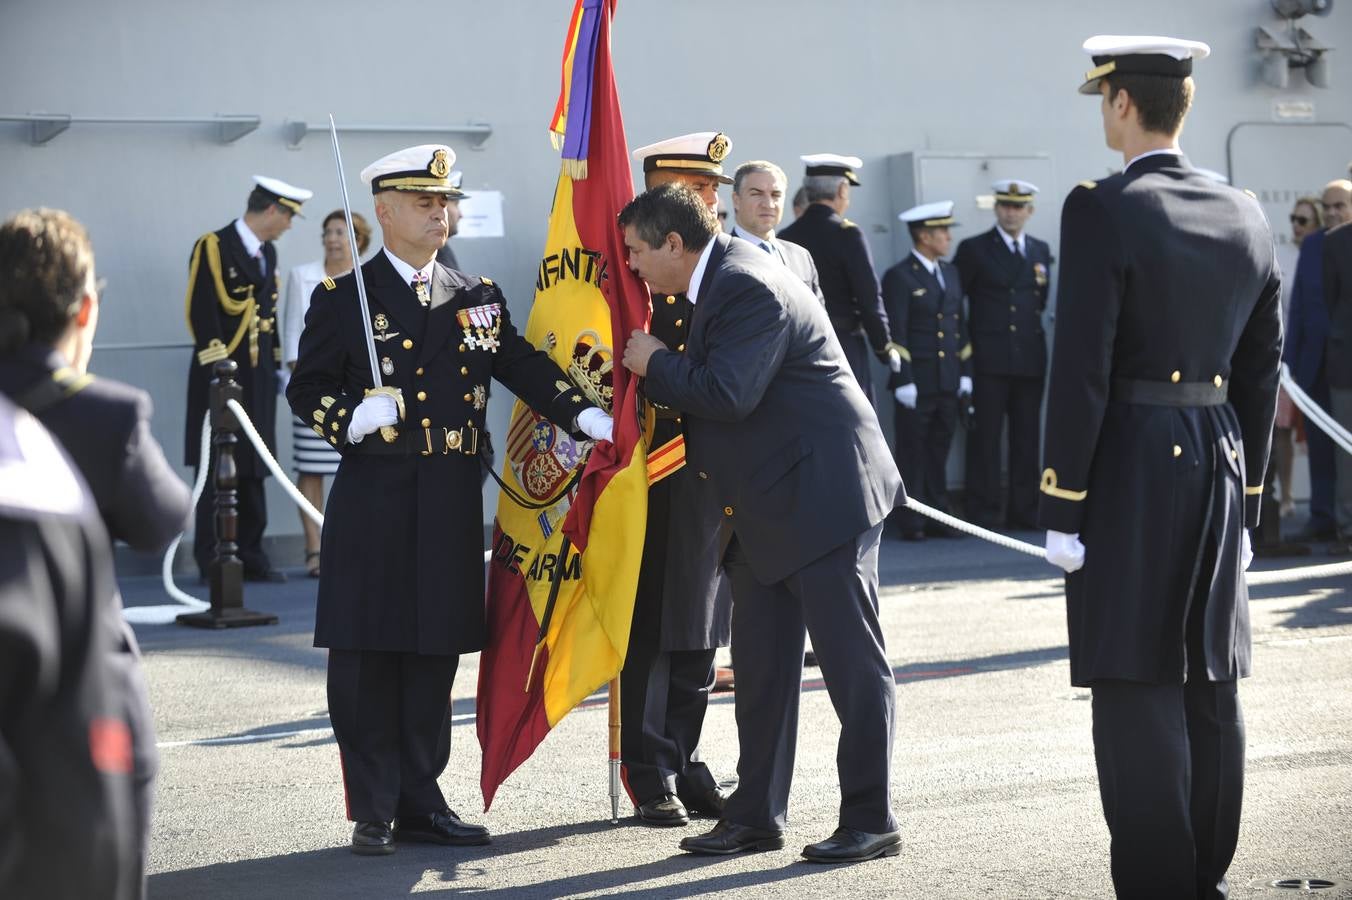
xmin=327 ymin=114 xmax=383 ymax=388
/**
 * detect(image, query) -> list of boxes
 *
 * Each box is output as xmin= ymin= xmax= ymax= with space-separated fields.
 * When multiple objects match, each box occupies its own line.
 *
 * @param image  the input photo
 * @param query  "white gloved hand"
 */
xmin=347 ymin=393 xmax=399 ymax=444
xmin=1241 ymin=529 xmax=1254 ymax=572
xmin=959 ymin=375 xmax=973 ymax=397
xmin=577 ymin=407 xmax=614 ymax=443
xmin=887 ymin=347 xmax=902 ymax=374
xmin=894 ymin=383 xmax=918 ymax=409
xmin=1045 ymin=530 xmax=1086 ymax=573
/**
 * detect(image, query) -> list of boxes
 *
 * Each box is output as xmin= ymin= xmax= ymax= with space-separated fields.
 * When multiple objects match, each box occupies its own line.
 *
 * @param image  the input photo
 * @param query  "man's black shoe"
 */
xmin=677 ymin=785 xmax=728 ymax=819
xmin=351 ymin=821 xmax=395 ymax=856
xmin=802 ymin=826 xmax=901 ymax=863
xmin=635 ymin=793 xmax=689 ymax=826
xmin=678 ymin=820 xmax=785 ymax=855
xmin=803 ymin=650 xmax=818 ymax=668
xmin=243 ymin=567 xmax=288 ymax=583
xmin=393 ymin=809 xmax=491 ymax=846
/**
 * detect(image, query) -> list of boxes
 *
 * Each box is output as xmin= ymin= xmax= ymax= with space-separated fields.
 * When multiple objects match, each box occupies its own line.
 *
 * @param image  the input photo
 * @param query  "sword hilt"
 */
xmin=364 ymin=386 xmax=404 ymax=444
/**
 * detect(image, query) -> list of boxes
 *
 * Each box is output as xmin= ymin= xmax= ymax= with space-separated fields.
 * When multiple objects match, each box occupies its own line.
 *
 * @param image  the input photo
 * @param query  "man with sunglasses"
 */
xmin=1322 ymin=179 xmax=1352 ymax=552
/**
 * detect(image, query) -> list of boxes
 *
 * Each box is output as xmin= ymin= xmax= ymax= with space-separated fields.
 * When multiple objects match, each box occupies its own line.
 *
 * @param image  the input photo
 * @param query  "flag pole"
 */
xmin=608 ymin=676 xmax=621 ymax=823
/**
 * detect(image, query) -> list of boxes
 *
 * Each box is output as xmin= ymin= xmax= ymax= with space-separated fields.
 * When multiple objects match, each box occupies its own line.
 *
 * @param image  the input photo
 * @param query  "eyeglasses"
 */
xmin=1290 ymin=214 xmax=1312 ymax=226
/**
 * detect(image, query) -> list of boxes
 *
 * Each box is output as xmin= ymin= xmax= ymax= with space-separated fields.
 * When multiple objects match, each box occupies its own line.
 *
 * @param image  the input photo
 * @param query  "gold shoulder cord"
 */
xmin=184 ymin=233 xmax=256 ymax=359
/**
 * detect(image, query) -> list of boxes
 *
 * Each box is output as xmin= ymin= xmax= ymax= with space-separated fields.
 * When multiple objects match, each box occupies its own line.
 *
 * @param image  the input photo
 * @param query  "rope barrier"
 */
xmin=1280 ymin=364 xmax=1352 ymax=456
xmin=226 ymin=399 xmax=323 ymax=527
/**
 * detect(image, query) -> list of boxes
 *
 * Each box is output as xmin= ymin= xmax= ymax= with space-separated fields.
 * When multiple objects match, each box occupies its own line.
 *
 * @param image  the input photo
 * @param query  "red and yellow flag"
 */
xmin=477 ymin=0 xmax=649 ymax=811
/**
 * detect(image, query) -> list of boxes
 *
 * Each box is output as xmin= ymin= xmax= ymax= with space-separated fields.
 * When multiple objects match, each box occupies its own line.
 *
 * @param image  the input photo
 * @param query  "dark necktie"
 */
xmin=411 ymin=272 xmax=430 ymax=307
xmin=1012 ymin=240 xmax=1023 ymax=260
xmin=933 ymin=263 xmax=946 ymax=291
xmin=254 ymin=248 xmax=267 ymax=278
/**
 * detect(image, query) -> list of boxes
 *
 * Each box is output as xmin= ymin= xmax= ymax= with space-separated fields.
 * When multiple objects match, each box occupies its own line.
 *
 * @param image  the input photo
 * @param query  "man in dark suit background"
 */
xmin=1041 ymin=36 xmax=1282 ymax=898
xmin=954 ymin=180 xmax=1052 ymax=529
xmin=729 ymin=159 xmax=824 ymax=304
xmin=882 ymin=201 xmax=972 ymax=541
xmin=1320 ymin=181 xmax=1352 ymax=551
xmin=778 ymin=153 xmax=901 ymax=403
xmin=184 ymin=175 xmax=311 ymax=583
xmin=620 ymin=184 xmax=904 ymax=864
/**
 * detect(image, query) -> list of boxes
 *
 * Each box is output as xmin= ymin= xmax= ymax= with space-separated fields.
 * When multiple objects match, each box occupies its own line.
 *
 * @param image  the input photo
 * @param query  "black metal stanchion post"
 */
xmin=177 ymin=360 xmax=280 ymax=628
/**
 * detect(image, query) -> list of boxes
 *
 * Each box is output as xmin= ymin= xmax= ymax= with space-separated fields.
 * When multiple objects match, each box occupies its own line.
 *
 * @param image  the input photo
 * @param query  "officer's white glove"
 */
xmin=959 ymin=375 xmax=973 ymax=397
xmin=894 ymin=383 xmax=918 ymax=409
xmin=348 ymin=393 xmax=399 ymax=444
xmin=1045 ymin=530 xmax=1086 ymax=573
xmin=577 ymin=407 xmax=614 ymax=443
xmin=886 ymin=347 xmax=902 ymax=374
xmin=1241 ymin=529 xmax=1254 ymax=572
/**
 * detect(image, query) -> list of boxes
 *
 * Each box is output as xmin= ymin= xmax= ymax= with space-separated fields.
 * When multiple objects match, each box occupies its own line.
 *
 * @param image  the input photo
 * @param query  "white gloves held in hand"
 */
xmin=577 ymin=407 xmax=615 ymax=444
xmin=348 ymin=394 xmax=400 ymax=444
xmin=1241 ymin=529 xmax=1254 ymax=572
xmin=1045 ymin=530 xmax=1086 ymax=573
xmin=894 ymin=383 xmax=918 ymax=409
xmin=959 ymin=375 xmax=973 ymax=397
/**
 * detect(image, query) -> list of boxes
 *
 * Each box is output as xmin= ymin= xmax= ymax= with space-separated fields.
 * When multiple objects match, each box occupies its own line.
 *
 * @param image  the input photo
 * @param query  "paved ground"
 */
xmin=121 ymin=523 xmax=1352 ymax=899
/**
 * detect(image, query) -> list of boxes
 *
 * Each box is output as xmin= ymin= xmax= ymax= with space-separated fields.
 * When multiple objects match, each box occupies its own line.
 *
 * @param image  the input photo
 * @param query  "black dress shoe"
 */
xmin=676 ymin=785 xmax=728 ymax=819
xmin=802 ymin=826 xmax=901 ymax=863
xmin=635 ymin=793 xmax=689 ymax=826
xmin=243 ymin=567 xmax=288 ymax=583
xmin=679 ymin=820 xmax=785 ymax=855
xmin=393 ymin=809 xmax=491 ymax=846
xmin=803 ymin=650 xmax=818 ymax=667
xmin=351 ymin=821 xmax=395 ymax=856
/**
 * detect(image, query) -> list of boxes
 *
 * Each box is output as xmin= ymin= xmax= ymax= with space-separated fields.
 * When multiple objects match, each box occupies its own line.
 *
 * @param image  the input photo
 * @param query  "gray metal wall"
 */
xmin=2 ymin=0 xmax=1349 ymax=537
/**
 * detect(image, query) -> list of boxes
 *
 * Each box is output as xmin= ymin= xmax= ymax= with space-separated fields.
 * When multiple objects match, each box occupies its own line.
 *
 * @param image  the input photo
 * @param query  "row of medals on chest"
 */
xmin=371 ymin=311 xmax=494 ymax=411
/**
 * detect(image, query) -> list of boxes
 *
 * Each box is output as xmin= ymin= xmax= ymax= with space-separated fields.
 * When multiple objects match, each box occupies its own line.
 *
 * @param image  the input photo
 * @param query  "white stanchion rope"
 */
xmin=1280 ymin=364 xmax=1352 ymax=456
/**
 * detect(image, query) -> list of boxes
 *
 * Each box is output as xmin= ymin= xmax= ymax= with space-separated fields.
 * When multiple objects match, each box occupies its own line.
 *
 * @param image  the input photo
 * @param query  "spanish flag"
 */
xmin=477 ymin=0 xmax=649 ymax=810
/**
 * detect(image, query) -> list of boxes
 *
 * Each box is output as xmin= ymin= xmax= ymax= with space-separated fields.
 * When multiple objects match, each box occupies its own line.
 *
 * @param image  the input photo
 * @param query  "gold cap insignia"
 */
xmin=429 ymin=149 xmax=451 ymax=179
xmin=707 ymin=133 xmax=730 ymax=164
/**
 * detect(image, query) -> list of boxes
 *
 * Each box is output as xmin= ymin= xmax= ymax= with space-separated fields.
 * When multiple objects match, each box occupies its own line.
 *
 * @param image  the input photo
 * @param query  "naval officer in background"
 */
xmin=1040 ymin=36 xmax=1282 ymax=898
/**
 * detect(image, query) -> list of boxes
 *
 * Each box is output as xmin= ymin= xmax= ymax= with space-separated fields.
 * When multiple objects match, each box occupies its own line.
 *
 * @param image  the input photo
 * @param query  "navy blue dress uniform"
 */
xmin=184 ymin=175 xmax=311 ymax=580
xmin=287 ymin=144 xmax=596 ymax=850
xmin=0 ymin=397 xmax=147 ymax=900
xmin=954 ymin=180 xmax=1052 ymax=528
xmin=1039 ymin=37 xmax=1282 ymax=900
xmin=633 ymin=227 xmax=903 ymax=860
xmin=621 ymin=133 xmax=734 ymax=821
xmin=778 ymin=154 xmax=895 ymax=402
xmin=882 ymin=202 xmax=972 ymax=537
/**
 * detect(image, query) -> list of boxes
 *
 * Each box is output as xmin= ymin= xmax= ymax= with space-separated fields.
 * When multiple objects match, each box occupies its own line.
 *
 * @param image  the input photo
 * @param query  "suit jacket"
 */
xmin=0 ymin=345 xmax=191 ymax=554
xmin=778 ymin=204 xmax=892 ymax=354
xmin=1039 ymin=154 xmax=1282 ymax=687
xmin=880 ymin=254 xmax=972 ymax=395
xmin=1323 ymin=221 xmax=1352 ymax=389
xmin=183 ymin=221 xmax=280 ymax=477
xmin=953 ymin=227 xmax=1051 ymax=378
xmin=1284 ymin=228 xmax=1329 ymax=391
xmin=287 ymin=250 xmax=591 ymax=655
xmin=645 ymin=234 xmax=905 ymax=586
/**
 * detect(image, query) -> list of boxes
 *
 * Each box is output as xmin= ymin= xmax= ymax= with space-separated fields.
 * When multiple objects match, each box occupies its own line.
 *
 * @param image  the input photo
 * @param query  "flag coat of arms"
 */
xmin=477 ymin=0 xmax=650 ymax=810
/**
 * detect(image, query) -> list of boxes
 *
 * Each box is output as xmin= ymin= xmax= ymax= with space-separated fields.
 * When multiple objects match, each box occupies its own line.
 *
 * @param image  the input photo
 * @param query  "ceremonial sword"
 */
xmin=328 ymin=114 xmax=402 ymax=443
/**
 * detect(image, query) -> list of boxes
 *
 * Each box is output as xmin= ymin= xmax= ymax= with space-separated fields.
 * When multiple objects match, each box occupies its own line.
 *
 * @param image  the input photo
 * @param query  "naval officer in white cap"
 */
xmin=288 ymin=143 xmax=611 ymax=855
xmin=184 ymin=173 xmax=311 ymax=584
xmin=778 ymin=153 xmax=900 ymax=406
xmin=1040 ymin=36 xmax=1282 ymax=898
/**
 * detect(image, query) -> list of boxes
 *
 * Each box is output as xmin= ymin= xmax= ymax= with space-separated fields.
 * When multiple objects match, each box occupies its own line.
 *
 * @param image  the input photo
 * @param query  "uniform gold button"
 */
xmin=460 ymin=366 xmax=469 ymax=376
xmin=1214 ymin=375 xmax=1223 ymax=387
xmin=666 ymin=295 xmax=676 ymax=305
xmin=698 ymin=471 xmax=708 ymax=480
xmin=463 ymin=393 xmax=473 ymax=402
xmin=402 ymin=339 xmax=413 ymax=350
xmin=459 ymin=344 xmax=466 ymax=353
xmin=1010 ymin=325 xmax=1017 ymax=332
xmin=421 ymin=417 xmax=432 ymax=427
xmin=417 ymin=391 xmax=427 ymax=401
xmin=723 ymin=506 xmax=734 ymax=516
xmin=937 ymin=331 xmax=944 ymax=338
xmin=1173 ymin=445 xmax=1182 ymax=457
xmin=938 ymin=350 xmax=946 ymax=358
xmin=1171 ymin=370 xmax=1181 ymax=383
xmin=675 ymin=416 xmax=682 ymax=424
xmin=677 ymin=343 xmax=686 ymax=351
xmin=415 ymin=367 xmax=424 ymax=376
xmin=675 ymin=319 xmax=683 ymax=327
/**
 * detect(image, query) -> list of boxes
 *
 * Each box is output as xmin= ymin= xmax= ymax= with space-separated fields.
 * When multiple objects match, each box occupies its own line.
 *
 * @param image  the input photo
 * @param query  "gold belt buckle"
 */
xmin=421 ymin=427 xmax=434 ymax=456
xmin=444 ymin=428 xmax=463 ymax=455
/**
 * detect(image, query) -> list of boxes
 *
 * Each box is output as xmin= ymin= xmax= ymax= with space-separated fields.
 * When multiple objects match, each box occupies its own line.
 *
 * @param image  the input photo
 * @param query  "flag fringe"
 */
xmin=561 ymin=158 xmax=589 ymax=181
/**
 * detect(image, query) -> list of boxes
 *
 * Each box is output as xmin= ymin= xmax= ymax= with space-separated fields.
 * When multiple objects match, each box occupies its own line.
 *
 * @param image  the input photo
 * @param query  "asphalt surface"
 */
xmin=121 ymin=522 xmax=1352 ymax=899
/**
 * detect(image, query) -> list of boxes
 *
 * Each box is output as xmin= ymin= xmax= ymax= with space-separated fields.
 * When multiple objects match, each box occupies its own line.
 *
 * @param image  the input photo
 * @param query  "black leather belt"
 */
xmin=1110 ymin=377 xmax=1228 ymax=407
xmin=354 ymin=423 xmax=481 ymax=457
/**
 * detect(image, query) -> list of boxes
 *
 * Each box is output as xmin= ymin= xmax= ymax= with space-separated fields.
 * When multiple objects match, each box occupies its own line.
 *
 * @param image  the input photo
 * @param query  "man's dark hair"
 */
xmin=617 ymin=183 xmax=719 ymax=252
xmin=0 ymin=208 xmax=94 ymax=353
xmin=246 ymin=186 xmax=284 ymax=214
xmin=1106 ymin=73 xmax=1194 ymax=136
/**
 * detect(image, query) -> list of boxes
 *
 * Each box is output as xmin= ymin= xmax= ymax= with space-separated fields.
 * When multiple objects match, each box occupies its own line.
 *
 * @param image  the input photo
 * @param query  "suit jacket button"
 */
xmin=938 ymin=350 xmax=946 ymax=358
xmin=937 ymin=331 xmax=944 ymax=338
xmin=699 ymin=471 xmax=708 ymax=479
xmin=1010 ymin=325 xmax=1017 ymax=332
xmin=675 ymin=319 xmax=683 ymax=327
xmin=416 ymin=367 xmax=425 ymax=376
xmin=723 ymin=506 xmax=734 ymax=516
xmin=1171 ymin=370 xmax=1181 ymax=383
xmin=1214 ymin=374 xmax=1223 ymax=387
xmin=677 ymin=343 xmax=686 ymax=351
xmin=402 ymin=339 xmax=414 ymax=350
xmin=1173 ymin=444 xmax=1182 ymax=457
xmin=666 ymin=295 xmax=677 ymax=305
xmin=460 ymin=366 xmax=469 ymax=375
xmin=417 ymin=391 xmax=428 ymax=401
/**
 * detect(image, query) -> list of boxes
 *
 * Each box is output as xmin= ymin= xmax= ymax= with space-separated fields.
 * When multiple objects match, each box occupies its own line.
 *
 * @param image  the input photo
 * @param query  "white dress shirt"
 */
xmin=1125 ymin=147 xmax=1182 ymax=171
xmin=996 ymin=225 xmax=1025 ymax=257
xmin=234 ymin=217 xmax=266 ymax=276
xmin=685 ymin=237 xmax=719 ymax=305
xmin=382 ymin=247 xmax=435 ymax=286
xmin=910 ymin=249 xmax=945 ymax=290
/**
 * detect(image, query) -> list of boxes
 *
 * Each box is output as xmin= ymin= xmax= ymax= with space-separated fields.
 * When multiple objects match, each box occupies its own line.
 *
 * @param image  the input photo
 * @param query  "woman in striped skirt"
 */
xmin=280 ymin=210 xmax=371 ymax=576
